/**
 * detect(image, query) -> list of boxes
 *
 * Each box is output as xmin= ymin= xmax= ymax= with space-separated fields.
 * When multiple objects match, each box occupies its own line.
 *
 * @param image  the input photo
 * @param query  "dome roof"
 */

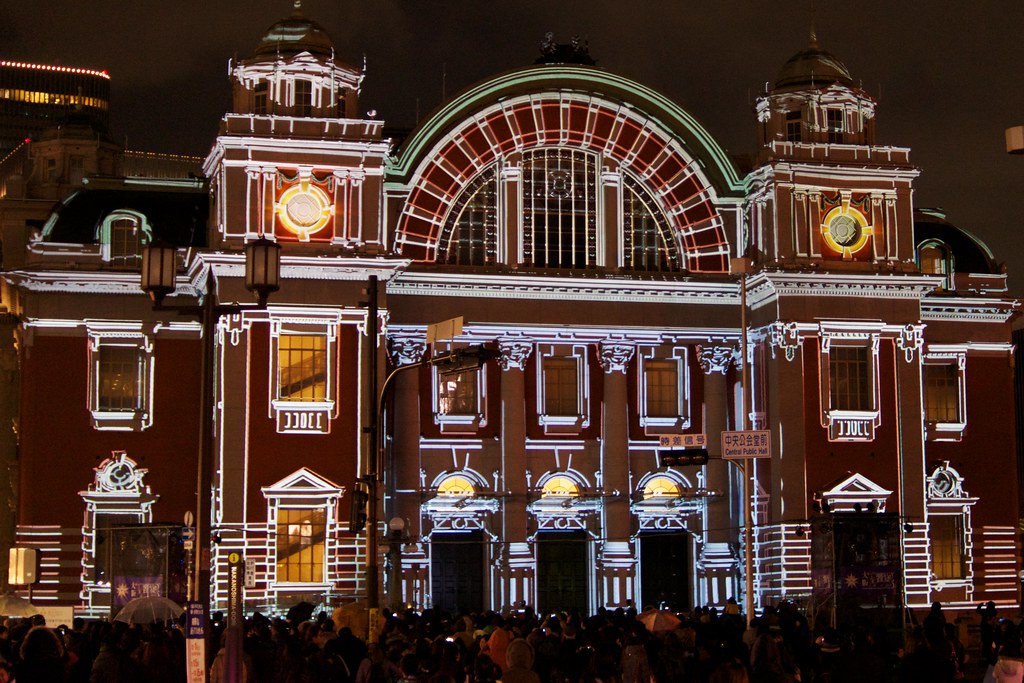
xmin=914 ymin=209 xmax=1001 ymax=275
xmin=254 ymin=2 xmax=334 ymax=59
xmin=775 ymin=38 xmax=853 ymax=90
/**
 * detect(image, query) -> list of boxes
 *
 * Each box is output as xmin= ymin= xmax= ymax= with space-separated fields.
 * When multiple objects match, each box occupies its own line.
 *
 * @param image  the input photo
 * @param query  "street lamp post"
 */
xmin=361 ymin=339 xmax=496 ymax=624
xmin=140 ymin=237 xmax=280 ymax=683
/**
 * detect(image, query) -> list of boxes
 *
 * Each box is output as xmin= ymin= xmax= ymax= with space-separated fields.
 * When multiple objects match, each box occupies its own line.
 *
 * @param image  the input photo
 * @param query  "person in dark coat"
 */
xmin=16 ymin=625 xmax=68 ymax=683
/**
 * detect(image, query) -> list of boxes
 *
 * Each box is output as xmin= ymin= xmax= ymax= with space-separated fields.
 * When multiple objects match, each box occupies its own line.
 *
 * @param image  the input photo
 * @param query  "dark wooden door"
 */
xmin=640 ymin=531 xmax=689 ymax=611
xmin=431 ymin=531 xmax=484 ymax=613
xmin=536 ymin=532 xmax=588 ymax=614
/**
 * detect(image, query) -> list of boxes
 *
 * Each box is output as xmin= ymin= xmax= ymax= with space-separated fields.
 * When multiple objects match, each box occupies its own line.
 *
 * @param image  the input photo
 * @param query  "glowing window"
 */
xmin=924 ymin=364 xmax=960 ymax=423
xmin=440 ymin=167 xmax=498 ymax=266
xmin=543 ymin=357 xmax=580 ymax=416
xmin=918 ymin=243 xmax=951 ymax=286
xmin=930 ymin=514 xmax=966 ymax=580
xmin=276 ymin=508 xmax=326 ymax=583
xmin=278 ymin=335 xmax=328 ymax=402
xmin=437 ymin=476 xmax=476 ymax=497
xmin=109 ymin=217 xmax=143 ymax=266
xmin=438 ymin=369 xmax=479 ymax=416
xmin=541 ymin=476 xmax=580 ymax=498
xmin=644 ymin=359 xmax=680 ymax=418
xmin=643 ymin=477 xmax=681 ymax=499
xmin=622 ymin=175 xmax=676 ymax=271
xmin=98 ymin=346 xmax=144 ymax=412
xmin=830 ymin=346 xmax=871 ymax=411
xmin=523 ymin=149 xmax=597 ymax=268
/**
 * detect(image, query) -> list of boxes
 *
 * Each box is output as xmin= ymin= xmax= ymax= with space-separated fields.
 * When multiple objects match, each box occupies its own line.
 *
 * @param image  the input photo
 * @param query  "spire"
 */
xmin=292 ymin=0 xmax=303 ymax=16
xmin=808 ymin=0 xmax=819 ymax=48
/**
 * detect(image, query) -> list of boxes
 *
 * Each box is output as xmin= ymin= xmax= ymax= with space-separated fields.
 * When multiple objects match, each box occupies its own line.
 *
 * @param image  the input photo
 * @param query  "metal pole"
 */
xmin=199 ymin=282 xmax=217 ymax=683
xmin=365 ymin=276 xmax=379 ymax=617
xmin=739 ymin=267 xmax=755 ymax=624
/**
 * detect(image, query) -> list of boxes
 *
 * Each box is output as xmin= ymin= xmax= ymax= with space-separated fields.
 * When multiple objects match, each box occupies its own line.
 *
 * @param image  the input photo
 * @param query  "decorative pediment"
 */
xmin=262 ymin=467 xmax=343 ymax=503
xmin=815 ymin=471 xmax=892 ymax=513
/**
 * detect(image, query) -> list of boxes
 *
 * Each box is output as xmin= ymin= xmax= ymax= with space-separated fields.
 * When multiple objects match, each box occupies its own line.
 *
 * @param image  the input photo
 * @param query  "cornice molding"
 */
xmin=921 ymin=297 xmax=1021 ymax=323
xmin=387 ymin=271 xmax=738 ymax=305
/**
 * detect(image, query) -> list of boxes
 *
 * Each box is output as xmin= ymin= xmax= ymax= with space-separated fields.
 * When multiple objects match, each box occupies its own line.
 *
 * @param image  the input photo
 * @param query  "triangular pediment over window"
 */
xmin=262 ymin=468 xmax=343 ymax=507
xmin=815 ymin=471 xmax=892 ymax=512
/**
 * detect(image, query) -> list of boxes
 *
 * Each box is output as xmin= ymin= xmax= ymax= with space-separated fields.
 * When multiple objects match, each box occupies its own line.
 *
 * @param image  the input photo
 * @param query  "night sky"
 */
xmin=4 ymin=1 xmax=1023 ymax=292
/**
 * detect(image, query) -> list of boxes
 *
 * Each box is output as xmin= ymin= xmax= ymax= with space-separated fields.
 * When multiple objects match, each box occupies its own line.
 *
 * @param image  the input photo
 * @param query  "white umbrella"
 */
xmin=0 ymin=592 xmax=37 ymax=617
xmin=113 ymin=596 xmax=184 ymax=624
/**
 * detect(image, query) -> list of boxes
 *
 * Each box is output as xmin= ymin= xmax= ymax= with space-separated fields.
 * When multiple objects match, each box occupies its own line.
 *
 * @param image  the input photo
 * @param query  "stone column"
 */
xmin=599 ymin=342 xmax=635 ymax=608
xmin=499 ymin=340 xmax=533 ymax=609
xmin=696 ymin=344 xmax=739 ymax=605
xmin=387 ymin=336 xmax=426 ymax=609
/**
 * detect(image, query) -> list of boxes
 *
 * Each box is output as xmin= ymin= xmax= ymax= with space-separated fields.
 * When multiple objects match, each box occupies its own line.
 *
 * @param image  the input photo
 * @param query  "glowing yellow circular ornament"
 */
xmin=820 ymin=204 xmax=871 ymax=257
xmin=275 ymin=183 xmax=332 ymax=240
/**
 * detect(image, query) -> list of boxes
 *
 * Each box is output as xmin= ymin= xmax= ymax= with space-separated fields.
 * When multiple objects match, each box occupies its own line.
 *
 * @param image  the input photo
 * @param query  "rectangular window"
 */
xmin=98 ymin=346 xmax=143 ymax=411
xmin=109 ymin=218 xmax=142 ymax=266
xmin=276 ymin=508 xmax=326 ymax=583
xmin=544 ymin=357 xmax=580 ymax=416
xmin=438 ymin=369 xmax=478 ymax=416
xmin=294 ymin=80 xmax=312 ymax=116
xmin=254 ymin=83 xmax=268 ymax=115
xmin=830 ymin=346 xmax=870 ymax=411
xmin=786 ymin=111 xmax=802 ymax=142
xmin=826 ymin=109 xmax=844 ymax=143
xmin=644 ymin=359 xmax=679 ymax=418
xmin=278 ymin=335 xmax=327 ymax=402
xmin=924 ymin=364 xmax=960 ymax=423
xmin=930 ymin=515 xmax=966 ymax=580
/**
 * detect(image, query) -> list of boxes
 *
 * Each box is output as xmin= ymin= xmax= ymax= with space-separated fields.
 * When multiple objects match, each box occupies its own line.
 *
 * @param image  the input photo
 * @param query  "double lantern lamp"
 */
xmin=141 ymin=237 xmax=281 ymax=307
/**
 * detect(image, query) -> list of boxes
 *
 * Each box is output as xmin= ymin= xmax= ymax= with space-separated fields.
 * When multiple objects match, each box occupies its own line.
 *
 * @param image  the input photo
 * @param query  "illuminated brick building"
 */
xmin=0 ymin=6 xmax=1019 ymax=620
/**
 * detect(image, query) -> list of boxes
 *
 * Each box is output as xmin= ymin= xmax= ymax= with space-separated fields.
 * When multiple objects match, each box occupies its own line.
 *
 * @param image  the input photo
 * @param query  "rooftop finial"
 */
xmin=293 ymin=0 xmax=303 ymax=15
xmin=809 ymin=0 xmax=819 ymax=48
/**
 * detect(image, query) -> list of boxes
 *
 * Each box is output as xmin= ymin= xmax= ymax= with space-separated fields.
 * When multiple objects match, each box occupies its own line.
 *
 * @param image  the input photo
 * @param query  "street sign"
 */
xmin=722 ymin=430 xmax=771 ymax=459
xmin=181 ymin=526 xmax=195 ymax=542
xmin=183 ymin=510 xmax=194 ymax=528
xmin=658 ymin=433 xmax=706 ymax=449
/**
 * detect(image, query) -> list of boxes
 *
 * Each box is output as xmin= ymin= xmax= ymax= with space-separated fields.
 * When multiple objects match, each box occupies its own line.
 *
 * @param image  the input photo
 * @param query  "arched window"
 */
xmin=622 ymin=175 xmax=677 ymax=271
xmin=437 ymin=475 xmax=477 ymax=497
xmin=541 ymin=475 xmax=580 ymax=498
xmin=98 ymin=210 xmax=152 ymax=267
xmin=642 ymin=476 xmax=681 ymax=499
xmin=523 ymin=149 xmax=597 ymax=268
xmin=439 ymin=166 xmax=498 ymax=265
xmin=918 ymin=241 xmax=951 ymax=278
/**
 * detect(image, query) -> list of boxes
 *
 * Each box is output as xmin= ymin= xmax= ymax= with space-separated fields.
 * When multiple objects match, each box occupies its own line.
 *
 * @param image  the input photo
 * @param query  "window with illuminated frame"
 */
xmin=926 ymin=462 xmax=976 ymax=585
xmin=922 ymin=350 xmax=967 ymax=441
xmin=537 ymin=345 xmax=590 ymax=434
xmin=639 ymin=348 xmax=689 ymax=430
xmin=87 ymin=329 xmax=153 ymax=431
xmin=820 ymin=329 xmax=880 ymax=442
xmin=917 ymin=240 xmax=953 ymax=289
xmin=97 ymin=210 xmax=153 ymax=268
xmin=263 ymin=468 xmax=343 ymax=588
xmin=270 ymin=320 xmax=338 ymax=435
xmin=436 ymin=153 xmax=676 ymax=272
xmin=432 ymin=356 xmax=488 ymax=433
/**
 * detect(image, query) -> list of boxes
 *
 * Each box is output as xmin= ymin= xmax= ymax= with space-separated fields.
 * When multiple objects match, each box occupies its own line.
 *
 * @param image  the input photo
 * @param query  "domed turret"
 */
xmin=227 ymin=0 xmax=362 ymax=119
xmin=254 ymin=1 xmax=335 ymax=60
xmin=755 ymin=28 xmax=875 ymax=147
xmin=775 ymin=38 xmax=854 ymax=90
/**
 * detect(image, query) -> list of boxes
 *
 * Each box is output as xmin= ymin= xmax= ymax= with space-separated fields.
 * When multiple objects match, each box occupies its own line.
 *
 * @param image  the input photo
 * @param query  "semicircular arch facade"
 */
xmin=392 ymin=76 xmax=740 ymax=272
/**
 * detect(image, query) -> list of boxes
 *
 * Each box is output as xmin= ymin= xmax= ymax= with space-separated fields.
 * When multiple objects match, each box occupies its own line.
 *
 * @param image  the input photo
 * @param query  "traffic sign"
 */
xmin=722 ymin=430 xmax=771 ymax=459
xmin=183 ymin=510 xmax=194 ymax=527
xmin=658 ymin=433 xmax=706 ymax=449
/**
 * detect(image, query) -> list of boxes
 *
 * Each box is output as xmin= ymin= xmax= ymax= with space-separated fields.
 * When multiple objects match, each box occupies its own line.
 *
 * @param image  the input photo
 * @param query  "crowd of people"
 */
xmin=0 ymin=599 xmax=1020 ymax=682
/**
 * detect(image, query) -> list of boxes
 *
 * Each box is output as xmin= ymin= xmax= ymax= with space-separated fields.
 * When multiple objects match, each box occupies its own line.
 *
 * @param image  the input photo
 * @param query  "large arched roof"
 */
xmin=387 ymin=65 xmax=745 ymax=272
